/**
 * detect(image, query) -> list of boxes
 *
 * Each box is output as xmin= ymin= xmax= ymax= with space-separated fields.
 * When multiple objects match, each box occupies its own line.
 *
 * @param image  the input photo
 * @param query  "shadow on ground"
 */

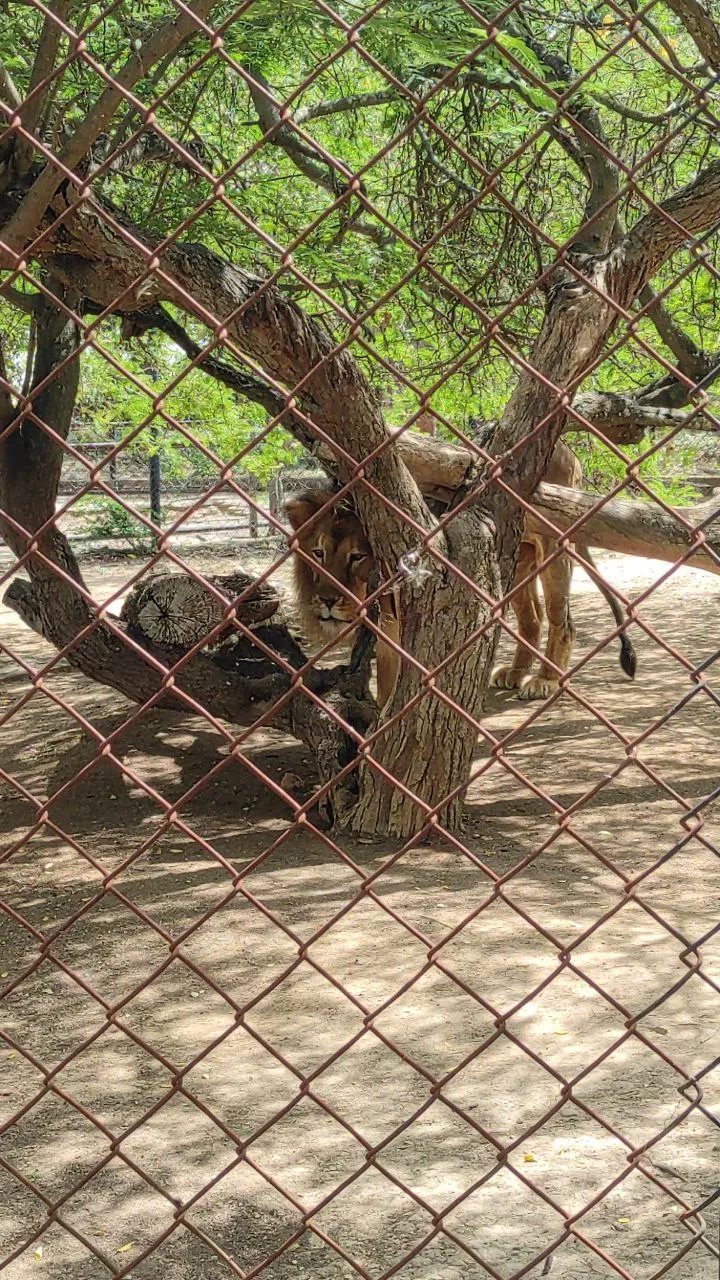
xmin=1 ymin=553 xmax=719 ymax=1279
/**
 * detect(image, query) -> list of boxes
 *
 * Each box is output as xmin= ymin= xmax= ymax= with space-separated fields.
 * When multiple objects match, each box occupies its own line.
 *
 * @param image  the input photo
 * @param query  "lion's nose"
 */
xmin=318 ymin=599 xmax=340 ymax=620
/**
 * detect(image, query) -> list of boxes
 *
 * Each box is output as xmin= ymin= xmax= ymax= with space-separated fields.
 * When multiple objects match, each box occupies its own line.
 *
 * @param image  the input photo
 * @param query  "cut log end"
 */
xmin=119 ymin=569 xmax=280 ymax=650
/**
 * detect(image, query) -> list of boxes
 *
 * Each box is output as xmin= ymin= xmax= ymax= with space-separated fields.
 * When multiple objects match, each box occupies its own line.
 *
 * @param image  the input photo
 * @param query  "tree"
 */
xmin=1 ymin=0 xmax=719 ymax=838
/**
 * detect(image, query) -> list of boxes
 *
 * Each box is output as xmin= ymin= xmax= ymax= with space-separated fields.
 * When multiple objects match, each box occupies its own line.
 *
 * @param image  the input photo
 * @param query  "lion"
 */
xmin=286 ymin=444 xmax=635 ymax=707
xmin=285 ymin=488 xmax=400 ymax=707
xmin=491 ymin=439 xmax=636 ymax=699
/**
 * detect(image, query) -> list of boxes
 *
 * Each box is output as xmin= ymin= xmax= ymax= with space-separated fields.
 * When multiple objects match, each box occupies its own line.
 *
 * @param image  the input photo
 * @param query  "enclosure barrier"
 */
xmin=0 ymin=0 xmax=719 ymax=1276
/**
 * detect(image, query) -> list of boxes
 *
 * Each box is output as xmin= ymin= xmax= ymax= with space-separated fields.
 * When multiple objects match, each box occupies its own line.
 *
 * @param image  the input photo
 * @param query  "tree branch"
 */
xmin=637 ymin=283 xmax=706 ymax=378
xmin=664 ymin=0 xmax=720 ymax=68
xmin=521 ymin=36 xmax=620 ymax=254
xmin=0 ymin=58 xmax=22 ymax=112
xmin=15 ymin=0 xmax=70 ymax=175
xmin=591 ymin=90 xmax=689 ymax=125
xmin=572 ymin=389 xmax=719 ymax=433
xmin=295 ymin=88 xmax=399 ymax=123
xmin=90 ymin=128 xmax=209 ymax=177
xmin=623 ymin=157 xmax=720 ymax=279
xmin=0 ymin=0 xmax=218 ymax=264
xmin=5 ymin=146 xmax=720 ymax=563
xmin=244 ymin=65 xmax=388 ymax=246
xmin=460 ymin=152 xmax=720 ymax=575
xmin=530 ymin=481 xmax=720 ymax=573
xmin=0 ymin=280 xmax=41 ymax=313
xmin=638 ymin=348 xmax=720 ymax=408
xmin=113 ymin=302 xmax=320 ymax=452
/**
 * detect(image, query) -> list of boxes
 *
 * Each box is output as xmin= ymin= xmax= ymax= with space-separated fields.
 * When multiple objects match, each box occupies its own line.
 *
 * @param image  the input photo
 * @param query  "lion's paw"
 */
xmin=518 ymin=674 xmax=558 ymax=701
xmin=491 ymin=664 xmax=527 ymax=690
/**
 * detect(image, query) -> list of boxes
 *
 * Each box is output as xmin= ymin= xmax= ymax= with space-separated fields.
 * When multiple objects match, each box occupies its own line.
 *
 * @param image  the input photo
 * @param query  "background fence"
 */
xmin=1 ymin=1 xmax=719 ymax=1278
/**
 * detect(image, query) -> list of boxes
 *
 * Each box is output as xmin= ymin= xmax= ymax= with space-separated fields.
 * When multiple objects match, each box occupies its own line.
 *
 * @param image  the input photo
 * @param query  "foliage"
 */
xmin=75 ymin=498 xmax=153 ymax=556
xmin=567 ymin=433 xmax=702 ymax=506
xmin=1 ymin=0 xmax=719 ymax=493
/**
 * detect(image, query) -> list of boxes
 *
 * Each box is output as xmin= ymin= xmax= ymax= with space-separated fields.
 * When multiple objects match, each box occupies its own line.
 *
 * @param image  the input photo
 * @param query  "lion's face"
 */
xmin=286 ymin=489 xmax=374 ymax=641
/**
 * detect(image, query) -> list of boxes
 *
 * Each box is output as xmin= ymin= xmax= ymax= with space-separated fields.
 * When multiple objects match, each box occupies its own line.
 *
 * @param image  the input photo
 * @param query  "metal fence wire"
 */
xmin=0 ymin=1 xmax=719 ymax=1277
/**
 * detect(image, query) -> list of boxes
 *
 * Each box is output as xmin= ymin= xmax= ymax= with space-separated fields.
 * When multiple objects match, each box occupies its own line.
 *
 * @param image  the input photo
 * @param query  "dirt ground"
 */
xmin=0 ymin=544 xmax=719 ymax=1279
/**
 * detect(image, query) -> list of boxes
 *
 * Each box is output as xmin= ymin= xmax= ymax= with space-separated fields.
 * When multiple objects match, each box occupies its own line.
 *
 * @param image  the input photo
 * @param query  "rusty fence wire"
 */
xmin=0 ymin=1 xmax=719 ymax=1277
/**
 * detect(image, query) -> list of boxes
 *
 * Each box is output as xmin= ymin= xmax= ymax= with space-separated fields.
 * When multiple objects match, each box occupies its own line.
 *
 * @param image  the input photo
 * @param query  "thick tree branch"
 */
xmin=384 ymin=397 xmax=717 ymax=504
xmin=664 ymin=0 xmax=720 ymax=68
xmin=623 ymin=157 xmax=720 ymax=279
xmin=0 ymin=0 xmax=218 ymax=263
xmin=529 ymin=481 xmax=720 ymax=573
xmin=0 ymin=280 xmax=41 ymax=314
xmin=639 ymin=348 xmax=720 ymax=408
xmin=15 ymin=0 xmax=70 ymax=175
xmin=572 ymin=389 xmax=719 ymax=433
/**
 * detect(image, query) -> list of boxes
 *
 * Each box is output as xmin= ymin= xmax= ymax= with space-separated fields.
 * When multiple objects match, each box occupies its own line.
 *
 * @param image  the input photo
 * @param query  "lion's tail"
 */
xmin=575 ymin=543 xmax=637 ymax=679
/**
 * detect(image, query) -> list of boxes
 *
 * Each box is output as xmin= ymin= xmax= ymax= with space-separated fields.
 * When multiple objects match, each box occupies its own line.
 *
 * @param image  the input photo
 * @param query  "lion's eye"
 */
xmin=348 ymin=551 xmax=367 ymax=565
xmin=311 ymin=547 xmax=325 ymax=562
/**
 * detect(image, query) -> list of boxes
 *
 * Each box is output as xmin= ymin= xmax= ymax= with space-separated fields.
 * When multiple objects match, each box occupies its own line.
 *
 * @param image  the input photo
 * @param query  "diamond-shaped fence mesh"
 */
xmin=0 ymin=1 xmax=719 ymax=1276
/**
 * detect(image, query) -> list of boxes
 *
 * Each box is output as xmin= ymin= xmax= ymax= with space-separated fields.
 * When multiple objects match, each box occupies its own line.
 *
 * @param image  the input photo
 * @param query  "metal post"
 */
xmin=150 ymin=450 xmax=161 ymax=539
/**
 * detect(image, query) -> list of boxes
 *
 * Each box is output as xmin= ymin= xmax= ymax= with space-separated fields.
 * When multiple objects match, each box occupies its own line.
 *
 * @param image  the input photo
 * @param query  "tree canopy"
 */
xmin=2 ymin=0 xmax=719 ymax=493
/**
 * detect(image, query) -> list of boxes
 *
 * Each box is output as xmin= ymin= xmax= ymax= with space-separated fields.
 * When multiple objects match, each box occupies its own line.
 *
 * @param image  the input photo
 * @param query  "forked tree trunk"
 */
xmin=2 ymin=156 xmax=720 ymax=838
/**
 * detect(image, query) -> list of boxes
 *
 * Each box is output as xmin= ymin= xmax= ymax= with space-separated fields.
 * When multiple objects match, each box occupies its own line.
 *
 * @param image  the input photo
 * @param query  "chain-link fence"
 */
xmin=1 ymin=1 xmax=719 ymax=1277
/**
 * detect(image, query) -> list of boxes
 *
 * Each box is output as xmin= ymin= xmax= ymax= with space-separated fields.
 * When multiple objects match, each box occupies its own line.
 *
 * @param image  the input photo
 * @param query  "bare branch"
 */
xmin=0 ymin=337 xmax=13 ymax=420
xmin=521 ymin=37 xmax=620 ymax=253
xmin=115 ymin=302 xmax=317 ymax=446
xmin=244 ymin=66 xmax=389 ymax=246
xmin=415 ymin=123 xmax=480 ymax=197
xmin=0 ymin=59 xmax=22 ymax=111
xmin=295 ymin=88 xmax=399 ymax=122
xmin=0 ymin=0 xmax=218 ymax=265
xmin=591 ymin=90 xmax=690 ymax=125
xmin=637 ymin=283 xmax=706 ymax=378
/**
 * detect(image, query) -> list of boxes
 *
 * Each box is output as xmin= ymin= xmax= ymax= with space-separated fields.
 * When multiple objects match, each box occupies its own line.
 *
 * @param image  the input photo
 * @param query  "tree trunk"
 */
xmin=352 ymin=509 xmax=500 ymax=838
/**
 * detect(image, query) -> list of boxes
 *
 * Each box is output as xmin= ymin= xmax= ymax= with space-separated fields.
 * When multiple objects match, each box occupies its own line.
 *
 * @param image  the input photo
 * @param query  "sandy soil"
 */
xmin=1 ymin=546 xmax=719 ymax=1279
